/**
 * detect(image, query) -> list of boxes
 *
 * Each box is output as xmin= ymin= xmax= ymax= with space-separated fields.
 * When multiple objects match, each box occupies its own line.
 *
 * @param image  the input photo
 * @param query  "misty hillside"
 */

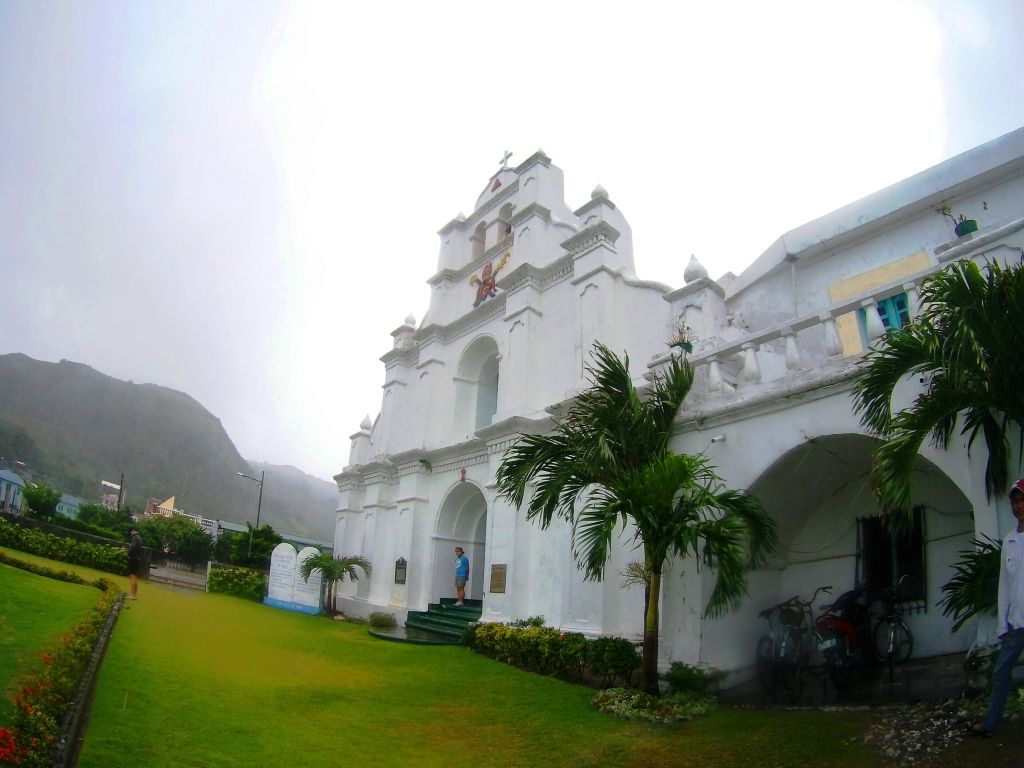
xmin=0 ymin=353 xmax=336 ymax=540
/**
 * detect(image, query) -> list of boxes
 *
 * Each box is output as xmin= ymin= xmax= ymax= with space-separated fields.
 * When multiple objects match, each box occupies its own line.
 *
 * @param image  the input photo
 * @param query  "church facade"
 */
xmin=333 ymin=130 xmax=1024 ymax=683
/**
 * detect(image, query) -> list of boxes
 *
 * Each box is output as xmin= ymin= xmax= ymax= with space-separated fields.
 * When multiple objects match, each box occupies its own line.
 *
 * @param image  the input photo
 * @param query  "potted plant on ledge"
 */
xmin=668 ymin=318 xmax=695 ymax=354
xmin=937 ymin=204 xmax=979 ymax=238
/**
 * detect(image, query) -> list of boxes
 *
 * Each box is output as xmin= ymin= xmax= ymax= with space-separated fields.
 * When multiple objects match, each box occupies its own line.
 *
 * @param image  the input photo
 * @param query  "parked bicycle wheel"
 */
xmin=756 ymin=635 xmax=775 ymax=691
xmin=873 ymin=619 xmax=914 ymax=665
xmin=778 ymin=627 xmax=804 ymax=691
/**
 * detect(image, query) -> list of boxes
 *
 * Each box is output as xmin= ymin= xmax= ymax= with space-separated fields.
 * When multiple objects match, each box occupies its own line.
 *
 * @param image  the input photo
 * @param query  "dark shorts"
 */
xmin=127 ymin=559 xmax=142 ymax=576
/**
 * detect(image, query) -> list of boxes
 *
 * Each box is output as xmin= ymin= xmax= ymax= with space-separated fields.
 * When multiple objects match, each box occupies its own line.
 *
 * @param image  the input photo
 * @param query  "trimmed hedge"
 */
xmin=464 ymin=621 xmax=639 ymax=686
xmin=207 ymin=566 xmax=267 ymax=602
xmin=0 ymin=519 xmax=126 ymax=575
xmin=0 ymin=569 xmax=119 ymax=767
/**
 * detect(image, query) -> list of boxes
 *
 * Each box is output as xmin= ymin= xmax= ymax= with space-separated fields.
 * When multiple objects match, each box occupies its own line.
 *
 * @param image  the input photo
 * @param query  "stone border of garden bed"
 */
xmin=49 ymin=592 xmax=124 ymax=768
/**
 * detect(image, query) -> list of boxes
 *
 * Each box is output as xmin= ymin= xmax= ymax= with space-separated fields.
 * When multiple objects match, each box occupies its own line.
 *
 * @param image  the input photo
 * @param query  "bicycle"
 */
xmin=873 ymin=574 xmax=915 ymax=682
xmin=756 ymin=585 xmax=833 ymax=693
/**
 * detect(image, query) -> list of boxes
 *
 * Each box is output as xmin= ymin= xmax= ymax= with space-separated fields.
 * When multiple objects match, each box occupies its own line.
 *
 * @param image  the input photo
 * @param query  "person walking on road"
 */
xmin=127 ymin=527 xmax=144 ymax=600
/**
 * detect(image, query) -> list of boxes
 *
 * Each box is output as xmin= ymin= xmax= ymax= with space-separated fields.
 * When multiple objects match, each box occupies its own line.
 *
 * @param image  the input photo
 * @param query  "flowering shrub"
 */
xmin=1 ymin=580 xmax=119 ymax=767
xmin=207 ymin=566 xmax=266 ymax=602
xmin=592 ymin=688 xmax=716 ymax=723
xmin=0 ymin=730 xmax=16 ymax=764
xmin=0 ymin=519 xmax=127 ymax=575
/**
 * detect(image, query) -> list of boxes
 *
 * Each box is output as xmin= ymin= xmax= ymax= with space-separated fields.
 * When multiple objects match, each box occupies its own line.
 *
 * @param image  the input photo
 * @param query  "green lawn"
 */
xmin=0 ymin=561 xmax=100 ymax=723
xmin=4 ymin=548 xmax=883 ymax=767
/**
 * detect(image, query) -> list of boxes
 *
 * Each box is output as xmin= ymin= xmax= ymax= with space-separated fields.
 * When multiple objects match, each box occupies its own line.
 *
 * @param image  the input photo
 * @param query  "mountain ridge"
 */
xmin=0 ymin=353 xmax=336 ymax=540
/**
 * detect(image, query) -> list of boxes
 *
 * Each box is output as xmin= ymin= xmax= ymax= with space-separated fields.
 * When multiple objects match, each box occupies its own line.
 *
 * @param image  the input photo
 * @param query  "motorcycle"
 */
xmin=815 ymin=588 xmax=874 ymax=690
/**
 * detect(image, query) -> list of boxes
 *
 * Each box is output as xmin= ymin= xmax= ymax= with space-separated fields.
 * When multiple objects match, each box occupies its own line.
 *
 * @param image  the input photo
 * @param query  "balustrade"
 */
xmin=649 ymin=264 xmax=941 ymax=399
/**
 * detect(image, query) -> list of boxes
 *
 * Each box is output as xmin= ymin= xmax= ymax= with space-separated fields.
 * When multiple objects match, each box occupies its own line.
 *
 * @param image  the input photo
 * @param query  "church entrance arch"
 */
xmin=431 ymin=482 xmax=487 ymax=605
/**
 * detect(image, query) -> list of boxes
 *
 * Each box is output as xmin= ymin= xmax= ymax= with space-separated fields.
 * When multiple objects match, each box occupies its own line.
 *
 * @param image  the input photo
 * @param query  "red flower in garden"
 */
xmin=0 ymin=727 xmax=20 ymax=764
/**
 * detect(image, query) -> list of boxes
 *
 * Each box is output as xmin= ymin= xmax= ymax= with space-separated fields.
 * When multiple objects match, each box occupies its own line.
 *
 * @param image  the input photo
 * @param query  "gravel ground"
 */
xmin=862 ymin=698 xmax=1021 ymax=766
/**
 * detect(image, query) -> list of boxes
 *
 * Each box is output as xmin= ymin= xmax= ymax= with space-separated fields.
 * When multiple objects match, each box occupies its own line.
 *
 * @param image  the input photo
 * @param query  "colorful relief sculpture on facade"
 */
xmin=470 ymin=251 xmax=510 ymax=308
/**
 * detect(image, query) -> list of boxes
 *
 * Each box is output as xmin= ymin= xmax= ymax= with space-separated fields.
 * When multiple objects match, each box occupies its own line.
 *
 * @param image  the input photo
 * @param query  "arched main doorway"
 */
xmin=432 ymin=482 xmax=487 ymax=604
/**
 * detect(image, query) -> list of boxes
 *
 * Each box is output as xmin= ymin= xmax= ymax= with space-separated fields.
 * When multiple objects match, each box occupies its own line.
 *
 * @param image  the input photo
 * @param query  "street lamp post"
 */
xmin=236 ymin=470 xmax=265 ymax=557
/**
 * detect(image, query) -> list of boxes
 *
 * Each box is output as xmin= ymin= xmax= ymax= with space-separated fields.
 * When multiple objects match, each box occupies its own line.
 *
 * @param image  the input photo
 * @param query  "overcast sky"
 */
xmin=1 ymin=0 xmax=1022 ymax=481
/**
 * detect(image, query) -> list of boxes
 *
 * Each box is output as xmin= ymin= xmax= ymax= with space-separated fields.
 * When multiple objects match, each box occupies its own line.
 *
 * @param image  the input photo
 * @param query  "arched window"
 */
xmin=498 ymin=203 xmax=514 ymax=240
xmin=471 ymin=221 xmax=487 ymax=261
xmin=454 ymin=336 xmax=501 ymax=435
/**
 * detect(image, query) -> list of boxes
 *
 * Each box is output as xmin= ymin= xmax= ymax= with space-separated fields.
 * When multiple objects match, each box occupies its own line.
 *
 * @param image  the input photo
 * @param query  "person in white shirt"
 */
xmin=971 ymin=478 xmax=1024 ymax=737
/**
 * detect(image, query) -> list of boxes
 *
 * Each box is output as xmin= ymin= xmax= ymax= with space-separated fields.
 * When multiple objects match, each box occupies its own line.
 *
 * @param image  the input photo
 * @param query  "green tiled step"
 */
xmin=399 ymin=599 xmax=482 ymax=643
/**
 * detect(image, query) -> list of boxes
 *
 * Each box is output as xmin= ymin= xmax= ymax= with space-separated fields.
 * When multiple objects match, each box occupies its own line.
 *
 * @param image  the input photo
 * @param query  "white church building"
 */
xmin=333 ymin=128 xmax=1024 ymax=684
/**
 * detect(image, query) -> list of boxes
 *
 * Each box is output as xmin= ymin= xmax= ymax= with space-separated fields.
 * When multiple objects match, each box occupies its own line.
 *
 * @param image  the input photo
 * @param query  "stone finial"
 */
xmin=360 ymin=415 xmax=372 ymax=431
xmin=591 ymin=184 xmax=608 ymax=200
xmin=456 ymin=212 xmax=466 ymax=222
xmin=684 ymin=254 xmax=708 ymax=284
xmin=404 ymin=314 xmax=416 ymax=327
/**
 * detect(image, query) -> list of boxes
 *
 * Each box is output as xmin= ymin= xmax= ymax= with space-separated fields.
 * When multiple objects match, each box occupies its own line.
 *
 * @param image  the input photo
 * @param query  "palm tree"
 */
xmin=495 ymin=343 xmax=776 ymax=694
xmin=300 ymin=553 xmax=372 ymax=616
xmin=852 ymin=258 xmax=1024 ymax=531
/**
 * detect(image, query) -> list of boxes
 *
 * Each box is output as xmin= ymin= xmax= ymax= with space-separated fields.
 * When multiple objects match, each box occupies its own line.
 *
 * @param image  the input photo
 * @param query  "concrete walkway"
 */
xmin=146 ymin=564 xmax=207 ymax=591
xmin=718 ymin=652 xmax=968 ymax=708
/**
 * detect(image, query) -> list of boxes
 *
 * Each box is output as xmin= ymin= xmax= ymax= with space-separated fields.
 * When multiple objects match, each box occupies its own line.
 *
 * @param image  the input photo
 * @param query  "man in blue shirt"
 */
xmin=454 ymin=546 xmax=469 ymax=607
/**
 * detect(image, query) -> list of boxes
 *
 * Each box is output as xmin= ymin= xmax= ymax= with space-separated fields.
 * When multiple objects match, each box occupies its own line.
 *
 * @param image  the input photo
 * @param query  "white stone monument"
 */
xmin=263 ymin=542 xmax=323 ymax=614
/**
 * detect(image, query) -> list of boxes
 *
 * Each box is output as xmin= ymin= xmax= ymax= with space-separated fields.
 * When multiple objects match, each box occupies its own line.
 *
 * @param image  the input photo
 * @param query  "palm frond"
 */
xmin=938 ymin=536 xmax=1000 ymax=632
xmin=853 ymin=258 xmax=1024 ymax=518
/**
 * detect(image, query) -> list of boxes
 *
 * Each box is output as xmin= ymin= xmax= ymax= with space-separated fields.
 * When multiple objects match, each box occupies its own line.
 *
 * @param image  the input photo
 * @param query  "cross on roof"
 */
xmin=500 ymin=150 xmax=512 ymax=169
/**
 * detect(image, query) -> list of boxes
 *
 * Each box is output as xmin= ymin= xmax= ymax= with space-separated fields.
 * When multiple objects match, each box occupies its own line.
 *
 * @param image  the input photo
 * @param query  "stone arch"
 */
xmin=736 ymin=432 xmax=976 ymax=658
xmin=431 ymin=481 xmax=487 ymax=604
xmin=453 ymin=335 xmax=500 ymax=436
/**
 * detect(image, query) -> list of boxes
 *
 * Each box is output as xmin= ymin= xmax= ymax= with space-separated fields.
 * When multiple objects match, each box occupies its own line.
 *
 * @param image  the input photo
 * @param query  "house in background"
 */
xmin=333 ymin=129 xmax=1024 ymax=685
xmin=0 ymin=469 xmax=24 ymax=514
xmin=56 ymin=494 xmax=82 ymax=520
xmin=99 ymin=480 xmax=122 ymax=510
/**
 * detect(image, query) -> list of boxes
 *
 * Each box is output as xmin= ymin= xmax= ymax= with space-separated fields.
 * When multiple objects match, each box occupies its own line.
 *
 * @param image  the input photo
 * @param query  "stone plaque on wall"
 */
xmin=489 ymin=564 xmax=507 ymax=594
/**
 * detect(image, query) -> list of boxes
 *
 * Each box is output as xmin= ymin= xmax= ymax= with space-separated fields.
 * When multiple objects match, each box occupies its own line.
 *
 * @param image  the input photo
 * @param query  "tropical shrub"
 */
xmin=230 ymin=524 xmax=283 ymax=570
xmin=467 ymin=621 xmax=638 ymax=686
xmin=368 ymin=612 xmax=397 ymax=628
xmin=47 ymin=515 xmax=123 ymax=541
xmin=21 ymin=483 xmax=61 ymax=521
xmin=207 ymin=566 xmax=267 ymax=602
xmin=299 ymin=553 xmax=370 ymax=616
xmin=0 ymin=518 xmax=127 ymax=574
xmin=1 ymin=579 xmax=119 ymax=767
xmin=939 ymin=536 xmax=1000 ymax=632
xmin=592 ymin=687 xmax=716 ymax=723
xmin=76 ymin=502 xmax=133 ymax=537
xmin=665 ymin=661 xmax=711 ymax=695
xmin=588 ymin=637 xmax=642 ymax=688
xmin=137 ymin=515 xmax=212 ymax=567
